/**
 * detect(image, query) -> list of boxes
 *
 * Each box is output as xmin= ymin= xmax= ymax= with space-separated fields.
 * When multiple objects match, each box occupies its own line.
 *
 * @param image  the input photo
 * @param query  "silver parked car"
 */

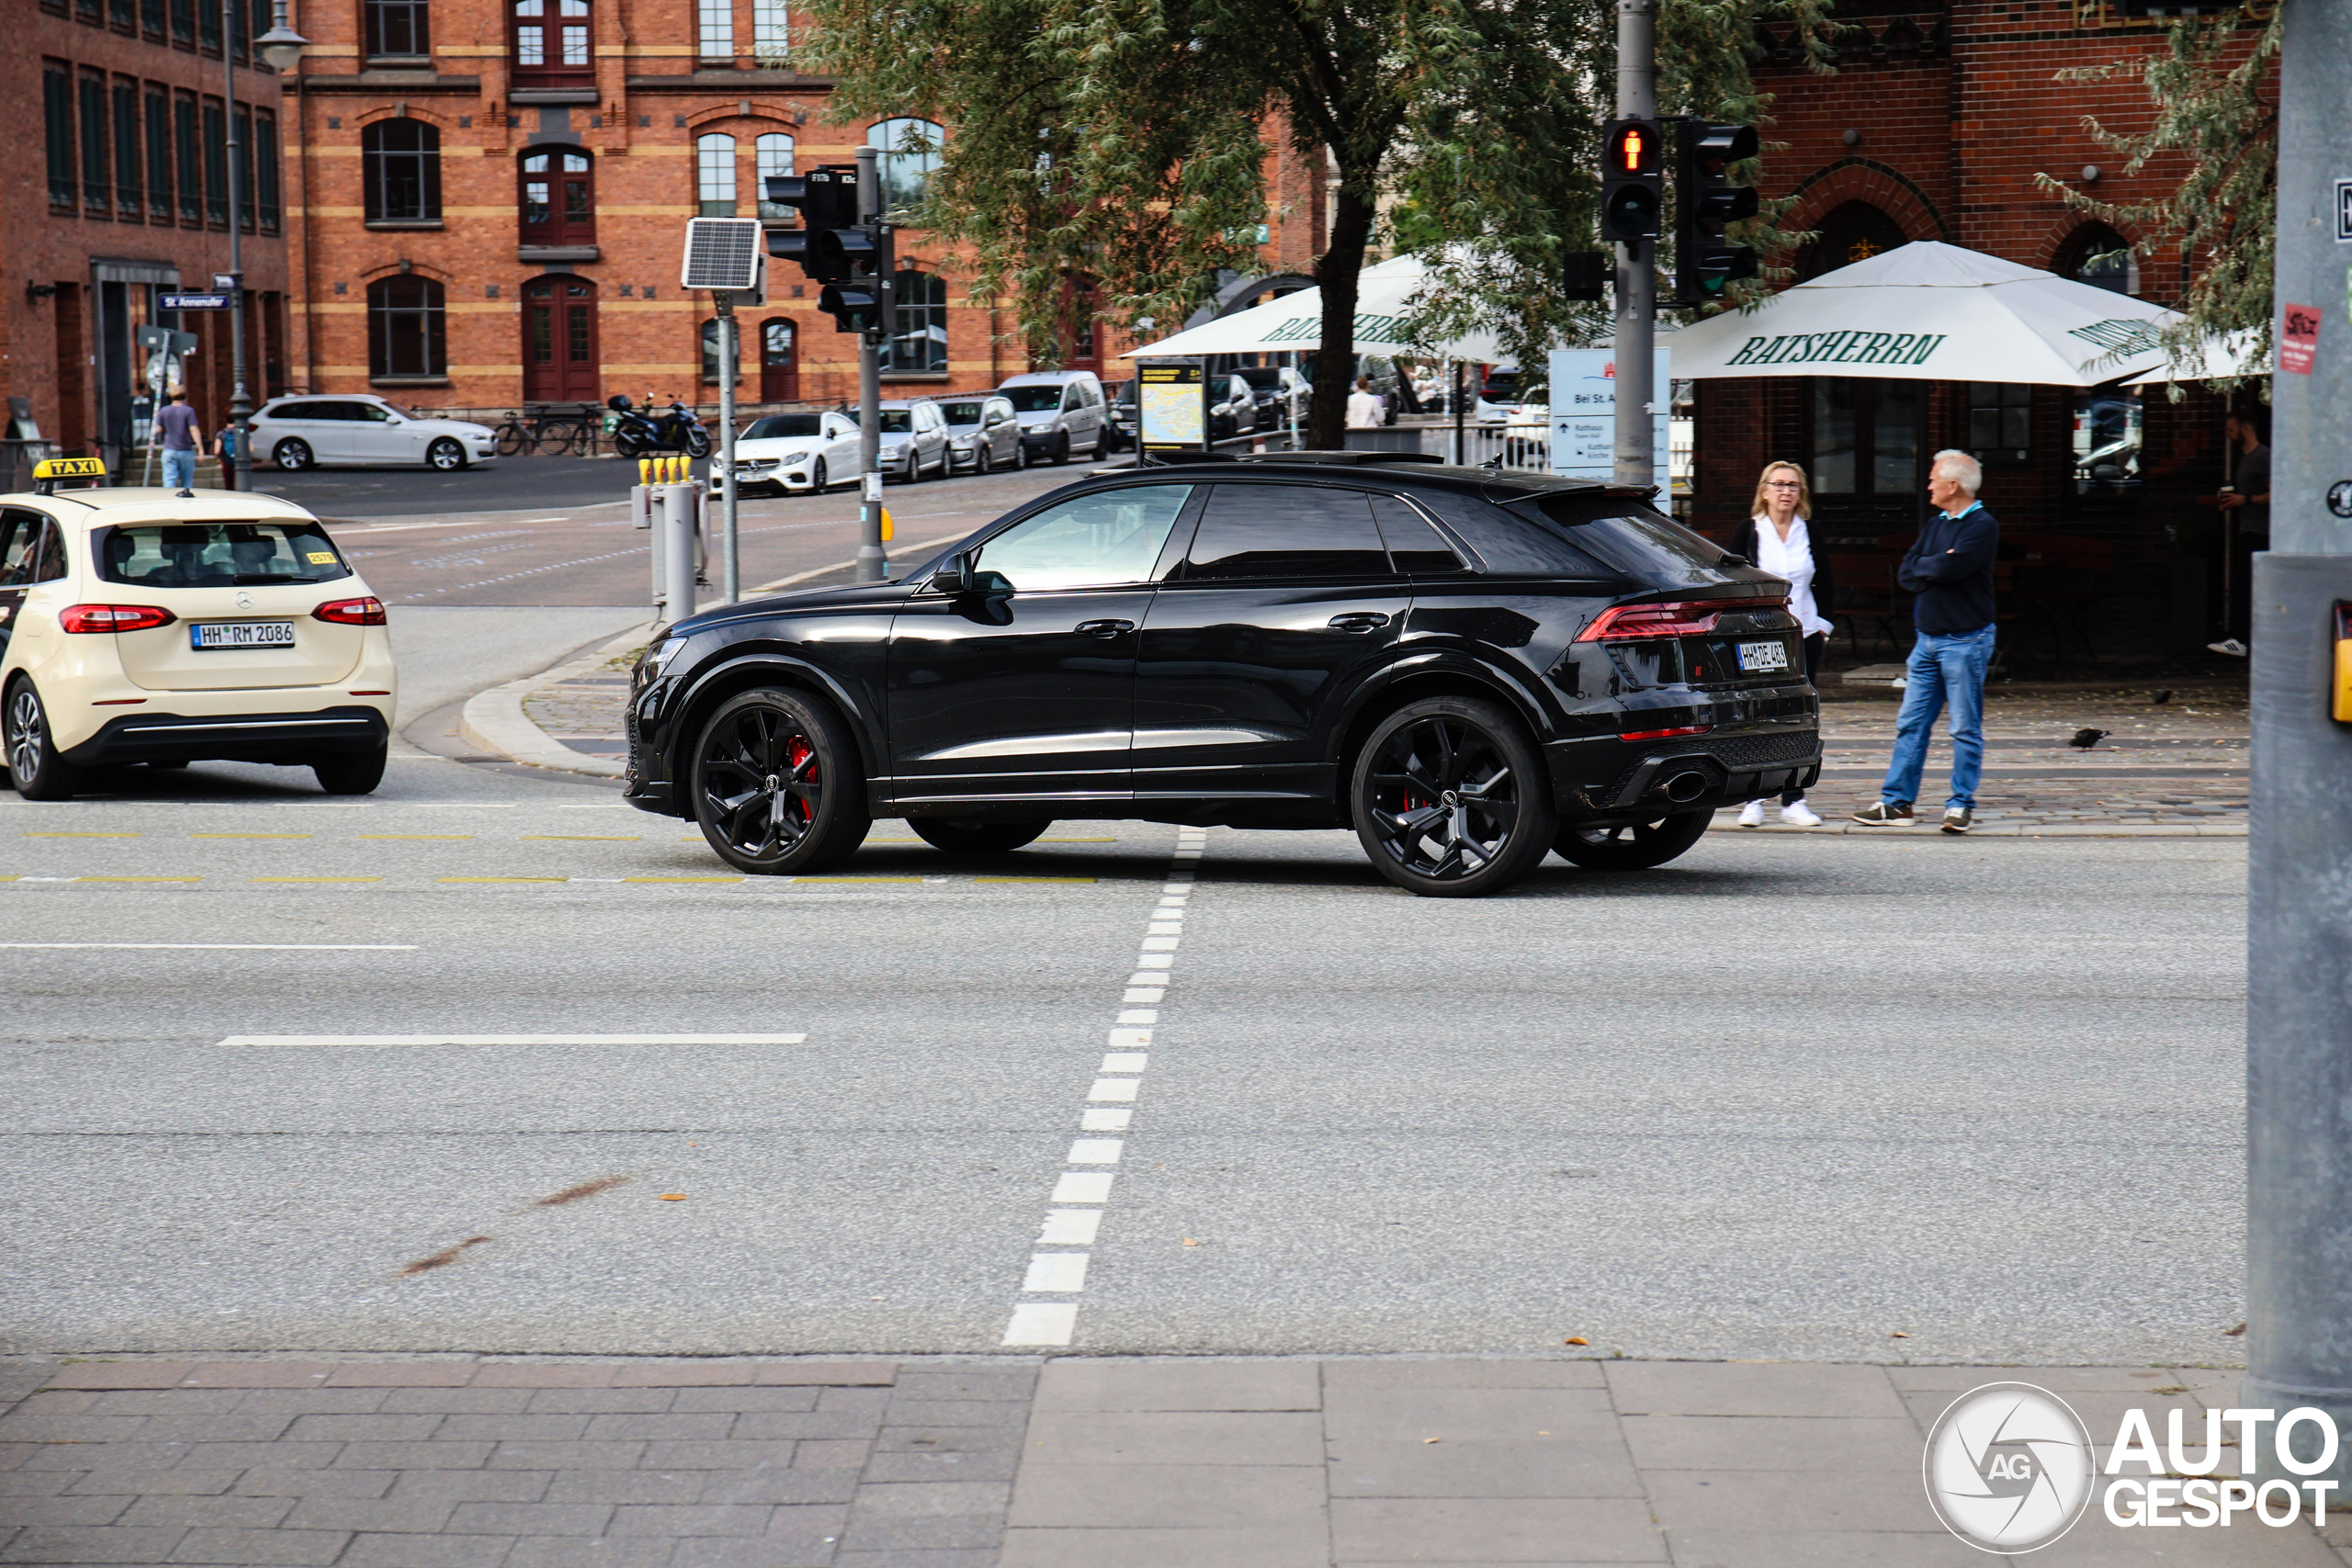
xmin=251 ymin=395 xmax=499 ymax=472
xmin=935 ymin=394 xmax=1026 ymax=474
xmin=851 ymin=400 xmax=951 ymax=483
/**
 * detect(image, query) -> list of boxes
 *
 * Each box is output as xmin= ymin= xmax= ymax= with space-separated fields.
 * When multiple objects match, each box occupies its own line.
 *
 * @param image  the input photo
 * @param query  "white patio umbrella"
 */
xmin=2124 ymin=330 xmax=2266 ymax=388
xmin=1120 ymin=254 xmax=1509 ymax=362
xmin=1665 ymin=241 xmax=2184 ymax=387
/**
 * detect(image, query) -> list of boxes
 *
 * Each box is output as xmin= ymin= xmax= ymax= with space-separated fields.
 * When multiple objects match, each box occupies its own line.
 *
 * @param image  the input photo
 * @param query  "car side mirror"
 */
xmin=929 ymin=553 xmax=973 ymax=594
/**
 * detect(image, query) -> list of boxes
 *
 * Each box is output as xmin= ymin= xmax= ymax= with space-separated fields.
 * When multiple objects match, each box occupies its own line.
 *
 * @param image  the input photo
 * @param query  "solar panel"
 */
xmin=682 ymin=218 xmax=764 ymax=291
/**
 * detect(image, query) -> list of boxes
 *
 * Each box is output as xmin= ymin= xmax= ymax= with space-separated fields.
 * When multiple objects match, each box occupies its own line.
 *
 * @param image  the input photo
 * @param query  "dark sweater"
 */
xmin=1899 ymin=503 xmax=1999 ymax=635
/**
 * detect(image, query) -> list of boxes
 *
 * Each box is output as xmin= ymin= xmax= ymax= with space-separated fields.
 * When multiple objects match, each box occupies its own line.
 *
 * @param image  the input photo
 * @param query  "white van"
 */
xmin=995 ymin=370 xmax=1107 ymax=465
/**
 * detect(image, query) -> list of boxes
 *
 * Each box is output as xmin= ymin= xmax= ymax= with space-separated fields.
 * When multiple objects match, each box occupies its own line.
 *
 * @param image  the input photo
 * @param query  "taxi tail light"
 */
xmin=60 ymin=604 xmax=176 ymax=634
xmin=1576 ymin=594 xmax=1789 ymax=643
xmin=312 ymin=596 xmax=387 ymax=626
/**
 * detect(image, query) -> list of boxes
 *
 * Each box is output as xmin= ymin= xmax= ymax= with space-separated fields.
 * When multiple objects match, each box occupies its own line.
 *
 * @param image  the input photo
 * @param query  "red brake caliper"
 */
xmin=786 ymin=737 xmax=816 ymax=823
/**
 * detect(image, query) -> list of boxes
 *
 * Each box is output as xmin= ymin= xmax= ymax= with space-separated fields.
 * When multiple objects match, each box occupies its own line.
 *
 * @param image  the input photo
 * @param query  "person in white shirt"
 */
xmin=1730 ymin=461 xmax=1838 ymax=827
xmin=1345 ymin=378 xmax=1384 ymax=429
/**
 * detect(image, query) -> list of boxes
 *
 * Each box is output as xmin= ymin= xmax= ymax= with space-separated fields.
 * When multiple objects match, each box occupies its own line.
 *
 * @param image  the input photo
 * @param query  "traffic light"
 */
xmin=1600 ymin=118 xmax=1664 ymax=243
xmin=764 ymin=164 xmax=893 ymax=337
xmin=1676 ymin=122 xmax=1761 ymax=303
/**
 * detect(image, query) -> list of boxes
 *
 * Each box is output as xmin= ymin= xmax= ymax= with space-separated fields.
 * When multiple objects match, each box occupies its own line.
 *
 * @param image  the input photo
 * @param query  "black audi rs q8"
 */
xmin=624 ymin=453 xmax=1819 ymax=897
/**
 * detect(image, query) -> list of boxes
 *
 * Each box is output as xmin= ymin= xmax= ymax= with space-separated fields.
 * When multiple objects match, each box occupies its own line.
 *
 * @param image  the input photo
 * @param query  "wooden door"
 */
xmin=759 ymin=318 xmax=797 ymax=403
xmin=522 ymin=276 xmax=600 ymax=403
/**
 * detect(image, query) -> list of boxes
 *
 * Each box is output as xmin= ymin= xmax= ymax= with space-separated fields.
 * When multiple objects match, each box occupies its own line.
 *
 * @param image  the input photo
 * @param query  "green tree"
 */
xmin=800 ymin=0 xmax=1829 ymax=446
xmin=2037 ymin=7 xmax=2280 ymax=391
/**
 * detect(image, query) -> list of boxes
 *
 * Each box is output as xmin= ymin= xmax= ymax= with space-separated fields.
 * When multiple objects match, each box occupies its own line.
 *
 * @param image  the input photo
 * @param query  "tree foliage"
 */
xmin=2037 ymin=7 xmax=2280 ymax=392
xmin=799 ymin=0 xmax=1833 ymax=440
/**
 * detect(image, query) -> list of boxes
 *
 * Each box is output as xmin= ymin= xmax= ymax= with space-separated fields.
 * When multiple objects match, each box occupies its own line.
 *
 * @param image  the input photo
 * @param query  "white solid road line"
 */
xmin=1002 ymin=822 xmax=1206 ymax=1348
xmin=0 ymin=943 xmax=419 ymax=952
xmin=216 ymin=1032 xmax=809 ymax=1047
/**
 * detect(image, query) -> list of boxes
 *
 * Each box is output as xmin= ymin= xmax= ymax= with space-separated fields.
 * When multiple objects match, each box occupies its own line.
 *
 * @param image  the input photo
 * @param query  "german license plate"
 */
xmin=191 ymin=621 xmax=296 ymax=650
xmin=1737 ymin=639 xmax=1790 ymax=672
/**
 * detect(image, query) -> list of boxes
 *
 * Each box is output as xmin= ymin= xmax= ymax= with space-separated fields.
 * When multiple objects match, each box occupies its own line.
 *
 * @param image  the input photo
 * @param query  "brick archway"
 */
xmin=1780 ymin=158 xmax=1948 ymax=267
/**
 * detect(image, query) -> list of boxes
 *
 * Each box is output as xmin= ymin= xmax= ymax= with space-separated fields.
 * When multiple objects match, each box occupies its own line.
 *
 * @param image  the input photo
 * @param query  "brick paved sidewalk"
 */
xmin=5 ymin=1357 xmax=2345 ymax=1567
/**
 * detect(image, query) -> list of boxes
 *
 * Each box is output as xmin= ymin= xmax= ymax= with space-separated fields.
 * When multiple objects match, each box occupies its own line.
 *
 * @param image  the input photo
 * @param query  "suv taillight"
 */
xmin=1576 ymin=595 xmax=1788 ymax=643
xmin=60 ymin=604 xmax=176 ymax=634
xmin=312 ymin=596 xmax=387 ymax=626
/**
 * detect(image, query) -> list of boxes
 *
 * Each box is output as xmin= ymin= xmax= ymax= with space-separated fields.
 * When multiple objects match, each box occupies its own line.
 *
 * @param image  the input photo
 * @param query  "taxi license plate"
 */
xmin=1737 ymin=639 xmax=1790 ymax=672
xmin=191 ymin=621 xmax=296 ymax=650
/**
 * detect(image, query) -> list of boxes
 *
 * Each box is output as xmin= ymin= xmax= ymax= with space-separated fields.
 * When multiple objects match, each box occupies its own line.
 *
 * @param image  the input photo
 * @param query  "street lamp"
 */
xmin=221 ymin=0 xmax=308 ymax=491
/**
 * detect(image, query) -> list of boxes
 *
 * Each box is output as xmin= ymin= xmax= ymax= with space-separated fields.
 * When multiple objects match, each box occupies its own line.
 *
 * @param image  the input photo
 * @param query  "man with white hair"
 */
xmin=1852 ymin=449 xmax=2000 ymax=834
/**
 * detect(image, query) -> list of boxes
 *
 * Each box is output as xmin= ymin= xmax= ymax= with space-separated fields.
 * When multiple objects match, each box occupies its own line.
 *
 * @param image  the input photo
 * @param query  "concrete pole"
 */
xmin=854 ymin=146 xmax=888 ymax=584
xmin=1611 ymin=0 xmax=1657 ymax=491
xmin=661 ymin=481 xmax=697 ymax=628
xmin=716 ymin=298 xmax=741 ymax=603
xmin=2245 ymin=0 xmax=2352 ymax=1485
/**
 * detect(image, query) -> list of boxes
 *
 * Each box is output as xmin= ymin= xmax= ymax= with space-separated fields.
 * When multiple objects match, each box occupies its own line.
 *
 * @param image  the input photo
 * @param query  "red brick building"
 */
xmin=1689 ymin=0 xmax=2267 ymax=656
xmin=9 ymin=0 xmax=290 ymax=479
xmin=279 ymin=0 xmax=1330 ymax=415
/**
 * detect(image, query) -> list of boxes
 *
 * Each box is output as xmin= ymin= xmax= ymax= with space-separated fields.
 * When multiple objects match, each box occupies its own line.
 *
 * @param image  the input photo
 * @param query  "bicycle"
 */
xmin=492 ymin=412 xmax=532 ymax=457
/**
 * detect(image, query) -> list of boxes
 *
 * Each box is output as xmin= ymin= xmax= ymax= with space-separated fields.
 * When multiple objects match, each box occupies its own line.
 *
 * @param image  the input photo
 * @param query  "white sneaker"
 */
xmin=1780 ymin=801 xmax=1824 ymax=827
xmin=1736 ymin=800 xmax=1767 ymax=828
xmin=2207 ymin=637 xmax=2248 ymax=657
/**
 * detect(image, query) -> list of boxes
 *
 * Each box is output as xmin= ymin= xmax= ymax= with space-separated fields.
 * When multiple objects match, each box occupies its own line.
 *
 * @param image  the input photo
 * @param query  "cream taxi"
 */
xmin=0 ymin=458 xmax=397 ymax=801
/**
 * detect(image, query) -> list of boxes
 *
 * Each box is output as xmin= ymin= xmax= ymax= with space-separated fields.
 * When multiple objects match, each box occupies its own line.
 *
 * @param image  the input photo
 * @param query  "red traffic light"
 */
xmin=1608 ymin=122 xmax=1658 ymax=176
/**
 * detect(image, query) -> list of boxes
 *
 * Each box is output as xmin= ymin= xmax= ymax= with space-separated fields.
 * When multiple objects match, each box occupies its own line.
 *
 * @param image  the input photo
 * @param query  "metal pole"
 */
xmin=222 ymin=0 xmax=252 ymax=492
xmin=2245 ymin=0 xmax=2352 ymax=1488
xmin=717 ymin=298 xmax=741 ymax=602
xmin=853 ymin=146 xmax=887 ymax=584
xmin=1452 ymin=361 xmax=1465 ymax=465
xmin=661 ymin=480 xmax=697 ymax=627
xmin=1611 ymin=0 xmax=1656 ymax=491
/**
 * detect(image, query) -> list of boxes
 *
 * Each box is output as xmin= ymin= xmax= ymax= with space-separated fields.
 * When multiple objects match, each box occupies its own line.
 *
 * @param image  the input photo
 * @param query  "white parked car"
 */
xmin=251 ymin=395 xmax=499 ymax=473
xmin=934 ymin=394 xmax=1026 ymax=474
xmin=0 ymin=458 xmax=397 ymax=801
xmin=997 ymin=370 xmax=1108 ymax=465
xmin=717 ymin=411 xmax=863 ymax=496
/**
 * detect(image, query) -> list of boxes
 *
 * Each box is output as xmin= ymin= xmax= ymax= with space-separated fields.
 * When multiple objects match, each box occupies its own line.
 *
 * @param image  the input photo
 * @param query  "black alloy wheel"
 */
xmin=910 ymin=818 xmax=1052 ymax=855
xmin=313 ymin=742 xmax=388 ymax=796
xmin=808 ymin=457 xmax=828 ymax=493
xmin=426 ymin=437 xmax=467 ymax=471
xmin=1351 ymin=696 xmax=1556 ymax=897
xmin=5 ymin=681 xmax=80 ymax=801
xmin=273 ymin=437 xmax=314 ymax=472
xmin=691 ymin=688 xmax=870 ymax=874
xmin=1553 ymin=811 xmax=1713 ymax=871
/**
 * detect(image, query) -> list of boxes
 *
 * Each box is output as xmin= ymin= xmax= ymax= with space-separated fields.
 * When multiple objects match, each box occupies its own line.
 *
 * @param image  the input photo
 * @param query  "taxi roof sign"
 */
xmin=31 ymin=456 xmax=107 ymax=495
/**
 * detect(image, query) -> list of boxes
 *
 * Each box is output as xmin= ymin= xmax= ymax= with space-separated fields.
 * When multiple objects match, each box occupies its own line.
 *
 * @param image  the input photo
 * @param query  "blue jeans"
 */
xmin=161 ymin=448 xmax=196 ymax=491
xmin=1881 ymin=624 xmax=1996 ymax=810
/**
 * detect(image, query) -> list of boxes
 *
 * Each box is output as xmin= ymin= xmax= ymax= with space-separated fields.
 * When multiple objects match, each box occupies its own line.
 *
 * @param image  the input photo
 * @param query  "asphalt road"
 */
xmin=0 ymin=741 xmax=2247 ymax=1366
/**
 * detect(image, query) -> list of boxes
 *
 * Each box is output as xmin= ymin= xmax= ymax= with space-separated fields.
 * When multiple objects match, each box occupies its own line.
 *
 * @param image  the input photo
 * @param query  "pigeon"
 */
xmin=2069 ymin=728 xmax=2110 ymax=750
xmin=2151 ymin=689 xmax=2172 ymax=705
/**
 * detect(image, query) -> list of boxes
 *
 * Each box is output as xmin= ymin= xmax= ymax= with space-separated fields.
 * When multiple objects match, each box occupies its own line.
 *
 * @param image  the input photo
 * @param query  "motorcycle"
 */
xmin=606 ymin=394 xmax=712 ymax=459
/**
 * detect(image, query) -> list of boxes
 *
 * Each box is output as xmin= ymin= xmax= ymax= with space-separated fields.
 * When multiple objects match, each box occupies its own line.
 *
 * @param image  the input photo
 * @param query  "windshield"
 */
xmin=1001 ymin=386 xmax=1068 ymax=413
xmin=937 ymin=401 xmax=985 ymax=425
xmin=876 ymin=411 xmax=915 ymax=434
xmin=744 ymin=414 xmax=823 ymax=440
xmin=98 ymin=521 xmax=354 ymax=588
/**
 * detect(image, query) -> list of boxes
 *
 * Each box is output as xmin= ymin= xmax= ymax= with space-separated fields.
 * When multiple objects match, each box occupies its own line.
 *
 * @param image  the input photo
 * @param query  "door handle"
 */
xmin=1075 ymin=618 xmax=1136 ymax=638
xmin=1328 ymin=612 xmax=1390 ymax=633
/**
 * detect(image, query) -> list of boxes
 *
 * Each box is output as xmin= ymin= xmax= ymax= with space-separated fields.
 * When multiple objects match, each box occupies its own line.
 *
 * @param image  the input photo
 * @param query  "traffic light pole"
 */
xmin=1611 ymin=0 xmax=1657 ymax=491
xmin=2245 ymin=0 xmax=2352 ymax=1486
xmin=716 ymin=296 xmax=740 ymax=602
xmin=854 ymin=147 xmax=888 ymax=584
xmin=222 ymin=0 xmax=252 ymax=492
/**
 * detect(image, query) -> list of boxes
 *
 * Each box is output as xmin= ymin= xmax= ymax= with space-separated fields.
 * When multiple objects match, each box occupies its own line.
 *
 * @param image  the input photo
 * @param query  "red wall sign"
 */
xmin=2282 ymin=303 xmax=2322 ymax=376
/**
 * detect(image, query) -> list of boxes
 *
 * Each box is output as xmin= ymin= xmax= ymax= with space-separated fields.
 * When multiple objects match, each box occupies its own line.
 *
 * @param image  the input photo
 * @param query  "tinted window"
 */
xmin=875 ymin=411 xmax=914 ymax=434
xmin=97 ymin=521 xmax=353 ymax=588
xmin=1185 ymin=485 xmax=1388 ymax=580
xmin=1001 ymin=385 xmax=1065 ymax=413
xmin=1370 ymin=495 xmax=1466 ymax=575
xmin=937 ymin=401 xmax=984 ymax=425
xmin=1412 ymin=489 xmax=1611 ymax=577
xmin=1526 ymin=496 xmax=1727 ymax=574
xmin=971 ymin=484 xmax=1193 ymax=592
xmin=745 ymin=414 xmax=823 ymax=439
xmin=266 ymin=402 xmax=322 ymax=421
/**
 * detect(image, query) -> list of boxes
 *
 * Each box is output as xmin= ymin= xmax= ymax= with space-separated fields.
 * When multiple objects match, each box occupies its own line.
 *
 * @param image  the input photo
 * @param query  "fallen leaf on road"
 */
xmin=1564 ymin=1337 xmax=1589 ymax=1346
xmin=1423 ymin=1438 xmax=1441 ymax=1444
xmin=1182 ymin=1238 xmax=1199 ymax=1246
xmin=2224 ymin=1322 xmax=2246 ymax=1336
xmin=658 ymin=1193 xmax=688 ymax=1201
xmin=1891 ymin=1331 xmax=1911 ymax=1338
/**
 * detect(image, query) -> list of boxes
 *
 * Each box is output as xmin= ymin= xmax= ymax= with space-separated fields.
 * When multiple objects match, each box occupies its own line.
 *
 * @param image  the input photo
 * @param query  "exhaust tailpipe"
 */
xmin=1661 ymin=771 xmax=1710 ymax=804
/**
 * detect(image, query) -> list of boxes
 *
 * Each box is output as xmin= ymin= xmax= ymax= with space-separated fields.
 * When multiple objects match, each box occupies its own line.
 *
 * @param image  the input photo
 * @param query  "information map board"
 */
xmin=1136 ymin=359 xmax=1206 ymax=453
xmin=1546 ymin=348 xmax=1670 ymax=480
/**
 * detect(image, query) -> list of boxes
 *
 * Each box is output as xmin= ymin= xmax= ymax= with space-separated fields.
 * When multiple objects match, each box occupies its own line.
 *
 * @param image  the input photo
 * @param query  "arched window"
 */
xmin=365 ymin=0 xmax=430 ymax=58
xmin=519 ymin=146 xmax=593 ymax=245
xmin=754 ymin=133 xmax=796 ymax=220
xmin=2064 ymin=223 xmax=2137 ymax=295
xmin=513 ymin=0 xmax=591 ymax=88
xmin=362 ymin=118 xmax=440 ymax=224
xmin=760 ymin=318 xmax=797 ymax=401
xmin=886 ymin=269 xmax=947 ymax=373
xmin=695 ymin=133 xmax=737 ymax=218
xmin=368 ymin=275 xmax=447 ymax=378
xmin=866 ymin=118 xmax=941 ymax=220
xmin=1800 ymin=202 xmax=1905 ymax=280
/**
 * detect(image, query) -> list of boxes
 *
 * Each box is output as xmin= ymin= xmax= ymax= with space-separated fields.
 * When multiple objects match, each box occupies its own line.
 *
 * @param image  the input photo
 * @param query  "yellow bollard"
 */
xmin=880 ymin=507 xmax=895 ymax=542
xmin=639 ymin=457 xmax=651 ymax=486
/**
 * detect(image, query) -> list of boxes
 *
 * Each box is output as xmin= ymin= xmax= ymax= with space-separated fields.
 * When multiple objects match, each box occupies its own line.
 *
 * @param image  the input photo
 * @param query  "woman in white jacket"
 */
xmin=1732 ymin=461 xmax=1836 ymax=828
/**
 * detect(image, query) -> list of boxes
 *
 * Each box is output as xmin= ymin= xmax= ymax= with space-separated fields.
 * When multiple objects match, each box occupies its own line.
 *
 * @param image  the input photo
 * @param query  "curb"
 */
xmin=457 ymin=622 xmax=655 ymax=779
xmin=1707 ymin=818 xmax=2245 ymax=838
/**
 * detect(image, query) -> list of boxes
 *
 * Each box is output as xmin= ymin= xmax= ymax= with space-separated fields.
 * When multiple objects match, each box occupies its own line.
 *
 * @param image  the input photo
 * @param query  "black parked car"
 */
xmin=623 ymin=454 xmax=1819 ymax=897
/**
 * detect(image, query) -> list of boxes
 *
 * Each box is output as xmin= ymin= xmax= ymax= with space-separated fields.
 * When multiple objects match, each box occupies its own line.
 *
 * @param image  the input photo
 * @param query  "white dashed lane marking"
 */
xmin=1001 ymin=824 xmax=1205 ymax=1348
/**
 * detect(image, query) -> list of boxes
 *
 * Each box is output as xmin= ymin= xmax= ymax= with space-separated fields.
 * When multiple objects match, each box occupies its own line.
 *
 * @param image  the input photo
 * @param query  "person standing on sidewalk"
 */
xmin=1852 ymin=450 xmax=1999 ymax=835
xmin=2207 ymin=409 xmax=2270 ymax=657
xmin=1733 ymin=461 xmax=1835 ymax=828
xmin=154 ymin=389 xmax=201 ymax=498
xmin=1346 ymin=378 xmax=1384 ymax=429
